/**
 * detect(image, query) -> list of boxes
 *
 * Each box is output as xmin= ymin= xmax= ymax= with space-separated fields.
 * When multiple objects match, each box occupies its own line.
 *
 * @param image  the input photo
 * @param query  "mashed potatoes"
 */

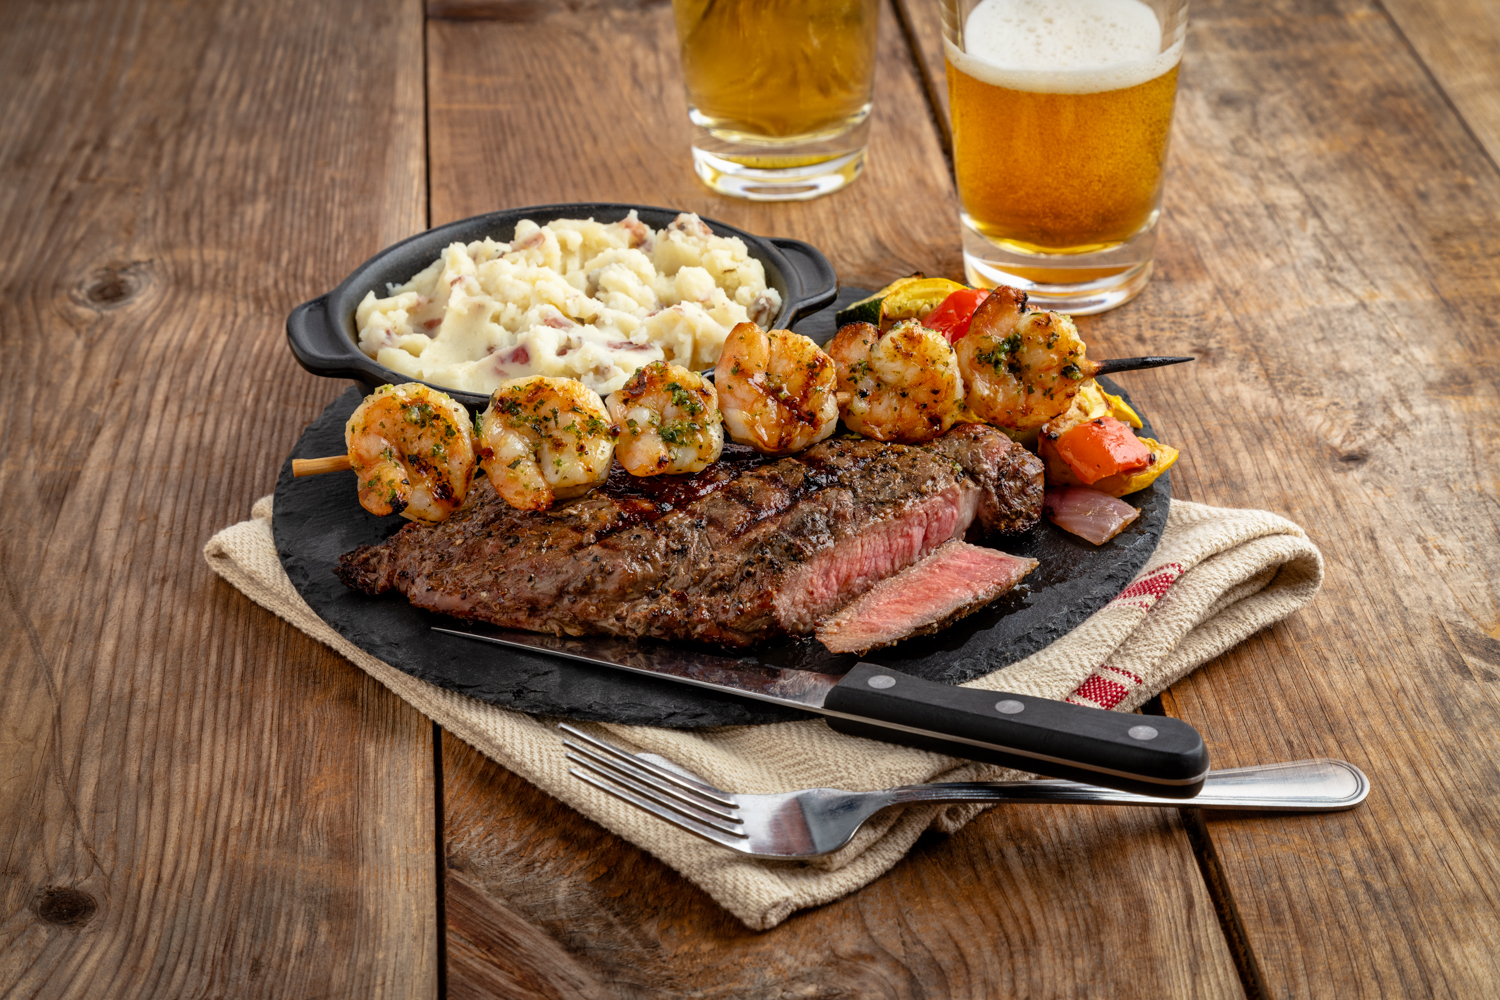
xmin=354 ymin=212 xmax=782 ymax=395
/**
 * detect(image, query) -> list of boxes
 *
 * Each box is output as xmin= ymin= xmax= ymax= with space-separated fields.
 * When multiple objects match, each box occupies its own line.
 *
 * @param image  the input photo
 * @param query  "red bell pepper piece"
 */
xmin=1053 ymin=416 xmax=1152 ymax=485
xmin=924 ymin=288 xmax=990 ymax=343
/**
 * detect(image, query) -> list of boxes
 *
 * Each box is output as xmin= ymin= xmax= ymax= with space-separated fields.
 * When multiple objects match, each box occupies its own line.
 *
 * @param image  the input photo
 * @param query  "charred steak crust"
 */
xmin=927 ymin=423 xmax=1045 ymax=535
xmin=337 ymin=425 xmax=1044 ymax=647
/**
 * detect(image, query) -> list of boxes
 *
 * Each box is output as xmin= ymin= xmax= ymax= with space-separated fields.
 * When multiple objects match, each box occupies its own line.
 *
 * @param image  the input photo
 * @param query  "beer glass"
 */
xmin=941 ymin=0 xmax=1188 ymax=313
xmin=672 ymin=0 xmax=880 ymax=201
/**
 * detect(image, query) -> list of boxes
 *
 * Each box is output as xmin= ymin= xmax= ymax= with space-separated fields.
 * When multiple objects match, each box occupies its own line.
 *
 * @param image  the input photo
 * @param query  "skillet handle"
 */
xmin=770 ymin=237 xmax=838 ymax=322
xmin=823 ymin=663 xmax=1209 ymax=798
xmin=287 ymin=294 xmax=365 ymax=379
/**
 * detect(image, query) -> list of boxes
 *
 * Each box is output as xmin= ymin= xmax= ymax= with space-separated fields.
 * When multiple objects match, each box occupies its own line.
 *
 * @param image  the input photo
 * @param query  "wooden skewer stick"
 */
xmin=292 ymin=455 xmax=353 ymax=477
xmin=1090 ymin=356 xmax=1196 ymax=377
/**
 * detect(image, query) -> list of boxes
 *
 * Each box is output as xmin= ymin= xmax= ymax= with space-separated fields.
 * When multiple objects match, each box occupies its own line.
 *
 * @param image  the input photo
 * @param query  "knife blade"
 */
xmin=432 ymin=625 xmax=1209 ymax=797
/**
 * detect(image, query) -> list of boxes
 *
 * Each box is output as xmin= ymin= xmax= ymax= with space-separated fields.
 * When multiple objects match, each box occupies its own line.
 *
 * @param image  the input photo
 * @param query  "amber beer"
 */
xmin=946 ymin=0 xmax=1182 ymax=256
xmin=672 ymin=0 xmax=880 ymax=143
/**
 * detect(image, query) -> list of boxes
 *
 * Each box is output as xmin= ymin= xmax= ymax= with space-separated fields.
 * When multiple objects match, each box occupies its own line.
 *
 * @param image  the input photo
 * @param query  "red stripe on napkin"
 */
xmin=1072 ymin=674 xmax=1130 ymax=709
xmin=1107 ymin=562 xmax=1183 ymax=612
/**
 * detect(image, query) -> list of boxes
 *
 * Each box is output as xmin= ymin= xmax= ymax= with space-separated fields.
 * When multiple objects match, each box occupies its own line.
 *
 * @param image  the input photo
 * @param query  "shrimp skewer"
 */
xmin=954 ymin=286 xmax=1094 ymax=432
xmin=826 ymin=319 xmax=966 ymax=444
xmin=476 ymin=375 xmax=616 ymax=511
xmin=328 ymin=383 xmax=478 ymax=523
xmin=714 ymin=322 xmax=839 ymax=456
xmin=605 ymin=362 xmax=723 ymax=476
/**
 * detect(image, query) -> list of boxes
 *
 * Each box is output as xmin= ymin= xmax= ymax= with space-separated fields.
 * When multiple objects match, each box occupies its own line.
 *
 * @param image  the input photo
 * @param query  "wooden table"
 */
xmin=3 ymin=0 xmax=1498 ymax=995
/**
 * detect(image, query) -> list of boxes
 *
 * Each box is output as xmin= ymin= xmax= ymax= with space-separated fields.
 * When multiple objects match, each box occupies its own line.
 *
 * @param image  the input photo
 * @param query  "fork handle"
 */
xmin=882 ymin=758 xmax=1370 ymax=811
xmin=823 ymin=663 xmax=1209 ymax=798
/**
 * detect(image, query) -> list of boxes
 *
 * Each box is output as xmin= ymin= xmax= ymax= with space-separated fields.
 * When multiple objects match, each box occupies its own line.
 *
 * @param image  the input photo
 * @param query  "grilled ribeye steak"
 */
xmin=338 ymin=423 xmax=1044 ymax=648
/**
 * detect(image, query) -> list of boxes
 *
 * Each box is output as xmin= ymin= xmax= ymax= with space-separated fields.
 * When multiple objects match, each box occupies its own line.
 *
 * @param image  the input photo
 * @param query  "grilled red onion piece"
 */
xmin=1044 ymin=486 xmax=1141 ymax=545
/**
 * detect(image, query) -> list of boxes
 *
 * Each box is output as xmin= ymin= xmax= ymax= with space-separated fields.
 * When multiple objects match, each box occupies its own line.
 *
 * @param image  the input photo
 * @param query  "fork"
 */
xmin=559 ymin=722 xmax=1370 ymax=859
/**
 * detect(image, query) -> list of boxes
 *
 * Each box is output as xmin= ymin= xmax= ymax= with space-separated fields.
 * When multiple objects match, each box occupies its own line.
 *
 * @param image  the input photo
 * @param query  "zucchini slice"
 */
xmin=833 ymin=274 xmax=925 ymax=327
xmin=833 ymin=275 xmax=971 ymax=329
xmin=879 ymin=278 xmax=969 ymax=324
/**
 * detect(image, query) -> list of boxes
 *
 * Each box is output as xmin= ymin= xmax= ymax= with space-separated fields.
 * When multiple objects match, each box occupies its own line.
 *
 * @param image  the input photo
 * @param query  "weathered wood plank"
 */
xmin=1148 ymin=0 xmax=1500 ymax=988
xmin=1382 ymin=0 xmax=1500 ymax=169
xmin=892 ymin=0 xmax=952 ymax=154
xmin=860 ymin=0 xmax=1500 ymax=994
xmin=442 ymin=733 xmax=1242 ymax=999
xmin=427 ymin=5 xmax=1241 ymax=992
xmin=0 ymin=0 xmax=437 ymax=996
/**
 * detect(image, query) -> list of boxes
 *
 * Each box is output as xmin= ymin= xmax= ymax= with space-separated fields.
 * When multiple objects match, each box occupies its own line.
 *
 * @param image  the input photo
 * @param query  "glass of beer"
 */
xmin=942 ymin=0 xmax=1188 ymax=312
xmin=672 ymin=0 xmax=880 ymax=201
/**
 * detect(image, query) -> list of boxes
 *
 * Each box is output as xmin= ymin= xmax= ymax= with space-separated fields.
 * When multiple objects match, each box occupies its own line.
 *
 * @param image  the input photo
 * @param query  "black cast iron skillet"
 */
xmin=285 ymin=202 xmax=839 ymax=409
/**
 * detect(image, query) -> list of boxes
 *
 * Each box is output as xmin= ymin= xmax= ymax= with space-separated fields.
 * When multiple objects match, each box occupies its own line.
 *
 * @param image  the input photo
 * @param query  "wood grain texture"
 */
xmin=428 ymin=0 xmax=663 ymax=19
xmin=426 ymin=0 xmax=963 ymax=288
xmin=0 ymin=0 xmax=437 ymax=996
xmin=1024 ymin=0 xmax=1497 ymax=994
xmin=442 ymin=733 xmax=1242 ymax=1000
xmin=892 ymin=0 xmax=952 ymax=155
xmin=1382 ymin=0 xmax=1500 ymax=170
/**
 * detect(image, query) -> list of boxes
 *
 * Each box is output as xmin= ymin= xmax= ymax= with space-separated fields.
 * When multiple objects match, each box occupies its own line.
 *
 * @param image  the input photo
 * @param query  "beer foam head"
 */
xmin=949 ymin=0 xmax=1182 ymax=94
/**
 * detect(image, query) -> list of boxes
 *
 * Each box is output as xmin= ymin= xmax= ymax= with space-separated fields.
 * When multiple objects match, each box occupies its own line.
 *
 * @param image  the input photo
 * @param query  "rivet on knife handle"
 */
xmin=822 ymin=663 xmax=1209 ymax=799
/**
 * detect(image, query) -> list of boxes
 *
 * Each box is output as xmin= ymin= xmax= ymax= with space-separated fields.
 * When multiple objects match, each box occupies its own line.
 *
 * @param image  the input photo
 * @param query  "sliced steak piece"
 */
xmin=816 ymin=541 xmax=1039 ymax=655
xmin=338 ymin=424 xmax=1043 ymax=648
xmin=927 ymin=423 xmax=1045 ymax=535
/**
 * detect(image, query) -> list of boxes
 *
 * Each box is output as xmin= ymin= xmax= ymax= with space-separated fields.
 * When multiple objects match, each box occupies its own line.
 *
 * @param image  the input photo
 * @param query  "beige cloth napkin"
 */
xmin=204 ymin=495 xmax=1321 ymax=930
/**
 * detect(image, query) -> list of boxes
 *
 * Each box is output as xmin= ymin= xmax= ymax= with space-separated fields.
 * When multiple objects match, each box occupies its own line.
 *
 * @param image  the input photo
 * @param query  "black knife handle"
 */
xmin=823 ymin=663 xmax=1208 ymax=798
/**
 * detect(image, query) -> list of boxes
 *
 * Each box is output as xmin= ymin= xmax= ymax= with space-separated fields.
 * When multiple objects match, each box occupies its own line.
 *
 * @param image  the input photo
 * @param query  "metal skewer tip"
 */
xmin=1091 ymin=356 xmax=1196 ymax=377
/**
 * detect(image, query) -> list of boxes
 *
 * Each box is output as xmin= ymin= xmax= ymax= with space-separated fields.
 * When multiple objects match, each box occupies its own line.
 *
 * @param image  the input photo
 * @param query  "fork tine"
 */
xmin=558 ymin=722 xmax=737 ymax=807
xmin=567 ymin=754 xmax=745 ymax=835
xmin=569 ymin=766 xmax=752 ymax=849
xmin=564 ymin=743 xmax=742 ymax=825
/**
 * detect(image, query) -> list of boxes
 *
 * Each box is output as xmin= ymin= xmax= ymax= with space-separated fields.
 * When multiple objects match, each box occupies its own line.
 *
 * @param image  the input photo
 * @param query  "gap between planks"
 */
xmin=434 ymin=722 xmax=449 ymax=1000
xmin=1372 ymin=0 xmax=1500 ymax=180
xmin=1142 ymin=696 xmax=1265 ymax=1000
xmin=424 ymin=14 xmax=442 ymax=999
xmin=891 ymin=0 xmax=954 ymax=167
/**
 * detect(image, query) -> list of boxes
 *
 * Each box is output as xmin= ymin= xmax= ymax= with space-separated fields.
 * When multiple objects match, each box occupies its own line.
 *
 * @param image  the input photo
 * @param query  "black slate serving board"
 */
xmin=273 ymin=289 xmax=1169 ymax=727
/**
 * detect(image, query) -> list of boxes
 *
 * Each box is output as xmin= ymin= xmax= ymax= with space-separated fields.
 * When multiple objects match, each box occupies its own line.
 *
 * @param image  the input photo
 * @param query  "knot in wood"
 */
xmin=81 ymin=261 xmax=149 ymax=309
xmin=34 ymin=886 xmax=98 ymax=926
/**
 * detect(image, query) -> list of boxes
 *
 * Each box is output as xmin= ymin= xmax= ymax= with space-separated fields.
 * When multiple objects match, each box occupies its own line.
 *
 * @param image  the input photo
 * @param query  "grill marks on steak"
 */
xmin=816 ymin=541 xmax=1039 ymax=654
xmin=337 ymin=425 xmax=1044 ymax=648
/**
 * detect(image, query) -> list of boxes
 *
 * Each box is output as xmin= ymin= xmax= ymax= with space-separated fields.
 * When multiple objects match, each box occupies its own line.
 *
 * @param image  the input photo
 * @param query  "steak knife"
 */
xmin=433 ymin=626 xmax=1209 ymax=797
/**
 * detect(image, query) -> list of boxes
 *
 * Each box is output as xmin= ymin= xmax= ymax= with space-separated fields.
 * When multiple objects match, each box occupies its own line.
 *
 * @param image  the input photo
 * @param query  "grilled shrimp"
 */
xmin=713 ymin=322 xmax=839 ymax=456
xmin=955 ymin=286 xmax=1092 ymax=431
xmin=476 ymin=376 xmax=615 ymax=511
xmin=605 ymin=362 xmax=723 ymax=476
xmin=826 ymin=319 xmax=966 ymax=444
xmin=344 ymin=383 xmax=477 ymax=523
